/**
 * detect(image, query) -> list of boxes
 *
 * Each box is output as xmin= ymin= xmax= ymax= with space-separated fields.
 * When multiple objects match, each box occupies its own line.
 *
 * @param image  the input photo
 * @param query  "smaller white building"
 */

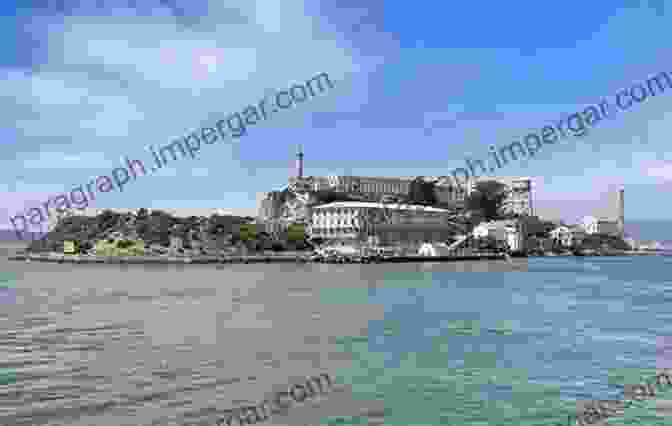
xmin=506 ymin=228 xmax=524 ymax=252
xmin=639 ymin=240 xmax=663 ymax=251
xmin=473 ymin=222 xmax=506 ymax=241
xmin=169 ymin=235 xmax=183 ymax=252
xmin=624 ymin=237 xmax=638 ymax=250
xmin=582 ymin=216 xmax=621 ymax=236
xmin=549 ymin=226 xmax=571 ymax=247
xmin=550 ymin=225 xmax=586 ymax=247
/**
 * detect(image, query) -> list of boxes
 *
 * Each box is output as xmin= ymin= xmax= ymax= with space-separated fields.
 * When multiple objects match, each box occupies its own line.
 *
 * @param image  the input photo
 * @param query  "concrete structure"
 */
xmin=310 ymin=201 xmax=458 ymax=242
xmin=257 ymin=191 xmax=286 ymax=235
xmin=318 ymin=175 xmax=413 ymax=198
xmin=304 ymin=174 xmax=532 ymax=215
xmin=288 ymin=174 xmax=469 ymax=207
xmin=258 ymin=191 xmax=284 ymax=220
xmin=258 ymin=191 xmax=284 ymax=218
xmin=581 ymin=216 xmax=621 ymax=236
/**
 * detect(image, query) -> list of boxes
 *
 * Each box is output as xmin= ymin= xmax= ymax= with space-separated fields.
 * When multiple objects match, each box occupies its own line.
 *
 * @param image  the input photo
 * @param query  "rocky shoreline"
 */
xmin=8 ymin=252 xmax=509 ymax=264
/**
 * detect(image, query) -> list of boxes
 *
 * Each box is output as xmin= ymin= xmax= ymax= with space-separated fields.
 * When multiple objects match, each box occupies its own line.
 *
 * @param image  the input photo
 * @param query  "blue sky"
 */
xmin=2 ymin=0 xmax=672 ymax=231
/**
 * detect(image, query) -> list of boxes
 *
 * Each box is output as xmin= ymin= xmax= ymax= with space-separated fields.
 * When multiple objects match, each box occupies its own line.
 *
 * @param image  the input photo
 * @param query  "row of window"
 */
xmin=314 ymin=209 xmax=362 ymax=216
xmin=312 ymin=228 xmax=359 ymax=235
xmin=312 ymin=221 xmax=361 ymax=227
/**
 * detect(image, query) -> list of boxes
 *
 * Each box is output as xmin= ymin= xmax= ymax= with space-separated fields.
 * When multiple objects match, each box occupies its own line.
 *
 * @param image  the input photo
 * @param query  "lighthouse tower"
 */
xmin=296 ymin=144 xmax=304 ymax=179
xmin=617 ymin=188 xmax=625 ymax=238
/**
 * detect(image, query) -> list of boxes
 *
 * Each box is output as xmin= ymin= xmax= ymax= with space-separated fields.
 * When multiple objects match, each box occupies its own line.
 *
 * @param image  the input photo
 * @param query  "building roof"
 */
xmin=312 ymin=201 xmax=450 ymax=212
xmin=582 ymin=215 xmax=618 ymax=222
xmin=374 ymin=223 xmax=465 ymax=231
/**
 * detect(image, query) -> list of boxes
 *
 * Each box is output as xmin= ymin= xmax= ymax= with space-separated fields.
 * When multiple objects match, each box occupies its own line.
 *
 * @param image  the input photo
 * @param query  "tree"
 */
xmin=465 ymin=180 xmax=507 ymax=221
xmin=207 ymin=214 xmax=248 ymax=236
xmin=136 ymin=208 xmax=149 ymax=221
xmin=515 ymin=216 xmax=554 ymax=238
xmin=96 ymin=209 xmax=120 ymax=232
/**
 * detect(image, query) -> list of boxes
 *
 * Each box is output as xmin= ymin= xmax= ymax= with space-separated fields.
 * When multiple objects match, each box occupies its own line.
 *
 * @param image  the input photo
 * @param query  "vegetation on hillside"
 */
xmin=407 ymin=177 xmax=437 ymax=206
xmin=26 ymin=209 xmax=309 ymax=254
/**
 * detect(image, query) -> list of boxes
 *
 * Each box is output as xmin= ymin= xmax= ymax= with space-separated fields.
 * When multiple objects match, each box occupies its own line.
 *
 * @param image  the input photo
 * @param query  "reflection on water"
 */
xmin=1 ymin=247 xmax=524 ymax=426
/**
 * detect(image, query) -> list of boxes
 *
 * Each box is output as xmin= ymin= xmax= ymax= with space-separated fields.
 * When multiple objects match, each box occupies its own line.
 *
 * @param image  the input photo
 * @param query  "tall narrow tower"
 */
xmin=617 ymin=188 xmax=625 ymax=237
xmin=296 ymin=144 xmax=304 ymax=178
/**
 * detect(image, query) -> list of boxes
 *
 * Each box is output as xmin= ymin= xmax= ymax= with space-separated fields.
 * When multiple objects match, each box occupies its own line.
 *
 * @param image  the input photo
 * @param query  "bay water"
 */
xmin=2 ymin=242 xmax=671 ymax=425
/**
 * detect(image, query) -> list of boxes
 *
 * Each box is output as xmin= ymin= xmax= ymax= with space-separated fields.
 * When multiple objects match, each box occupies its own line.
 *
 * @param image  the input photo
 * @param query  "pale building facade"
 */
xmin=257 ymin=191 xmax=287 ymax=236
xmin=310 ymin=201 xmax=455 ymax=241
xmin=290 ymin=175 xmax=469 ymax=206
xmin=310 ymin=175 xmax=413 ymax=198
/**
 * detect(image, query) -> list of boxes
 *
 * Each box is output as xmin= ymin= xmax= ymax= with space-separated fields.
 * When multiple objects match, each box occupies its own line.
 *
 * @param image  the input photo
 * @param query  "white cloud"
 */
xmin=2 ymin=0 xmax=354 ymax=150
xmin=644 ymin=161 xmax=672 ymax=181
xmin=0 ymin=0 xmax=358 ymax=219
